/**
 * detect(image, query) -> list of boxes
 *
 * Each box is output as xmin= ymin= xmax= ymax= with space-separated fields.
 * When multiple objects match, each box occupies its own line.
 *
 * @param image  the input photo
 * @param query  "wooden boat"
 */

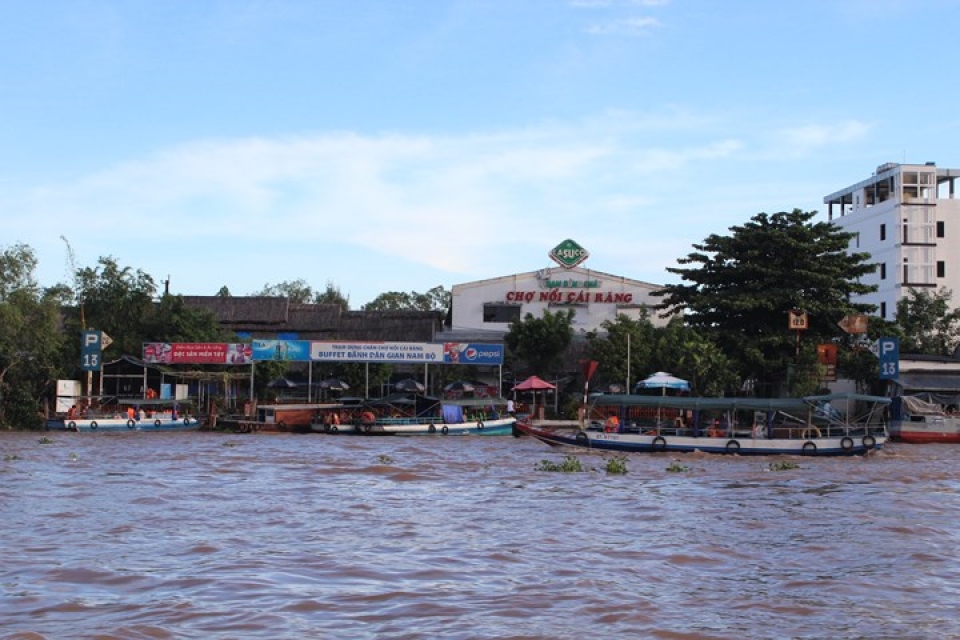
xmin=47 ymin=397 xmax=200 ymax=433
xmin=888 ymin=395 xmax=960 ymax=443
xmin=356 ymin=397 xmax=517 ymax=436
xmin=516 ymin=392 xmax=890 ymax=456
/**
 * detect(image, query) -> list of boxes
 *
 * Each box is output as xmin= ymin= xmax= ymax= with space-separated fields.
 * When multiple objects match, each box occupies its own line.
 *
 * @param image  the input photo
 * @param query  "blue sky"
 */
xmin=3 ymin=0 xmax=959 ymax=308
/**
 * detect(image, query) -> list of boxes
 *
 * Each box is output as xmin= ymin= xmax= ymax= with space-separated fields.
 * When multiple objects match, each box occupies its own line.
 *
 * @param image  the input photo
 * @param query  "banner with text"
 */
xmin=143 ymin=342 xmax=253 ymax=365
xmin=310 ymin=341 xmax=444 ymax=363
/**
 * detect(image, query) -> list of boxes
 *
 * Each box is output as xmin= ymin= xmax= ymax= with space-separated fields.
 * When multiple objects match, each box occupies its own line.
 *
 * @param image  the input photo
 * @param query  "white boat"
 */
xmin=888 ymin=395 xmax=960 ymax=443
xmin=356 ymin=397 xmax=517 ymax=436
xmin=47 ymin=398 xmax=200 ymax=433
xmin=517 ymin=392 xmax=890 ymax=456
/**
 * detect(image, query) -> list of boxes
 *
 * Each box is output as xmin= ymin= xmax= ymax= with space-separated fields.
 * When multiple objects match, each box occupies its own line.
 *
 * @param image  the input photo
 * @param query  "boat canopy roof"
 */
xmin=590 ymin=392 xmax=889 ymax=412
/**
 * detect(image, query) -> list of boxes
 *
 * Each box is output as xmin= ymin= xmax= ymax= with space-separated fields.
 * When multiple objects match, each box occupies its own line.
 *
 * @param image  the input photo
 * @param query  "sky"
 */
xmin=3 ymin=0 xmax=959 ymax=309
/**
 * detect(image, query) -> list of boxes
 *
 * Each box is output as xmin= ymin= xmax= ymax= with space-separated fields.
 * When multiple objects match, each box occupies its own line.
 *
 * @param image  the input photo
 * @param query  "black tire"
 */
xmin=652 ymin=435 xmax=667 ymax=451
xmin=802 ymin=441 xmax=817 ymax=455
xmin=329 ymin=425 xmax=338 ymax=434
xmin=127 ymin=419 xmax=136 ymax=429
xmin=278 ymin=421 xmax=287 ymax=431
xmin=862 ymin=435 xmax=877 ymax=450
xmin=183 ymin=418 xmax=190 ymax=426
xmin=726 ymin=439 xmax=740 ymax=453
xmin=428 ymin=425 xmax=437 ymax=434
xmin=90 ymin=421 xmax=98 ymax=430
xmin=841 ymin=436 xmax=854 ymax=451
xmin=441 ymin=426 xmax=449 ymax=435
xmin=575 ymin=431 xmax=589 ymax=446
xmin=477 ymin=421 xmax=484 ymax=430
xmin=67 ymin=421 xmax=77 ymax=431
xmin=155 ymin=419 xmax=162 ymax=427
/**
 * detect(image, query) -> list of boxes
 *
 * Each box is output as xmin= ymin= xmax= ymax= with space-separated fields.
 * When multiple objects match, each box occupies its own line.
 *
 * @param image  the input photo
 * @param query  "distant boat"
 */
xmin=354 ymin=397 xmax=517 ymax=436
xmin=47 ymin=397 xmax=199 ymax=433
xmin=517 ymin=392 xmax=890 ymax=456
xmin=888 ymin=395 xmax=960 ymax=443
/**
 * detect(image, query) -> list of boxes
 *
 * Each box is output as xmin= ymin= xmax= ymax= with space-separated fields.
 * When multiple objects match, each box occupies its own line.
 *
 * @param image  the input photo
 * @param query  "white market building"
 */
xmin=824 ymin=162 xmax=960 ymax=320
xmin=448 ymin=239 xmax=668 ymax=340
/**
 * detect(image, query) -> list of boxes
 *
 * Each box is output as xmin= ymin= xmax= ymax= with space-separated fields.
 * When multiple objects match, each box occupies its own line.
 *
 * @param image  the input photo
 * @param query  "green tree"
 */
xmin=895 ymin=287 xmax=960 ymax=355
xmin=584 ymin=313 xmax=657 ymax=390
xmin=253 ymin=279 xmax=316 ymax=304
xmin=315 ymin=281 xmax=350 ymax=311
xmin=504 ymin=308 xmax=575 ymax=376
xmin=72 ymin=256 xmax=158 ymax=358
xmin=363 ymin=285 xmax=450 ymax=312
xmin=0 ymin=244 xmax=66 ymax=427
xmin=144 ymin=294 xmax=229 ymax=343
xmin=655 ymin=209 xmax=877 ymax=395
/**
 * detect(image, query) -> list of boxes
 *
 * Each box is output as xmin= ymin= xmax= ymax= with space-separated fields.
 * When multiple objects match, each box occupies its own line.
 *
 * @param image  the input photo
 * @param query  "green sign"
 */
xmin=548 ymin=239 xmax=590 ymax=269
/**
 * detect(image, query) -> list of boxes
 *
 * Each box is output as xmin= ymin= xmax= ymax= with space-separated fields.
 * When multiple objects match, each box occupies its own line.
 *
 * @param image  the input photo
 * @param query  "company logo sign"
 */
xmin=549 ymin=239 xmax=589 ymax=269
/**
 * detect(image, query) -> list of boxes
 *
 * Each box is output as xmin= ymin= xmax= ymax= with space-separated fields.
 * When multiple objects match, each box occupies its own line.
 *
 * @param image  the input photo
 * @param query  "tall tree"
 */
xmin=0 ymin=244 xmax=66 ymax=427
xmin=895 ymin=287 xmax=960 ymax=356
xmin=73 ymin=256 xmax=158 ymax=358
xmin=655 ymin=209 xmax=877 ymax=394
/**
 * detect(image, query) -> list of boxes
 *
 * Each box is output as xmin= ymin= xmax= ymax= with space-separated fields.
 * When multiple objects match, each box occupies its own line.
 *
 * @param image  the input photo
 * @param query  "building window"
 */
xmin=938 ymin=221 xmax=945 ymax=238
xmin=938 ymin=261 xmax=946 ymax=278
xmin=879 ymin=263 xmax=886 ymax=280
xmin=880 ymin=302 xmax=887 ymax=319
xmin=880 ymin=224 xmax=886 ymax=241
xmin=483 ymin=304 xmax=521 ymax=324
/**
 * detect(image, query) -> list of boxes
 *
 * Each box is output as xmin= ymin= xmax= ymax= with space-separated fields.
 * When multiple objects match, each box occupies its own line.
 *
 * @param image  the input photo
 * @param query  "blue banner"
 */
xmin=252 ymin=339 xmax=312 ymax=362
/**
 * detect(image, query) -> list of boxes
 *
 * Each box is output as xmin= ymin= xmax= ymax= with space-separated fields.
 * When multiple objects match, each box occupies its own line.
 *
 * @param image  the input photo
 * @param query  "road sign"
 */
xmin=101 ymin=331 xmax=113 ymax=350
xmin=878 ymin=337 xmax=899 ymax=380
xmin=837 ymin=314 xmax=868 ymax=334
xmin=788 ymin=309 xmax=808 ymax=330
xmin=81 ymin=330 xmax=103 ymax=372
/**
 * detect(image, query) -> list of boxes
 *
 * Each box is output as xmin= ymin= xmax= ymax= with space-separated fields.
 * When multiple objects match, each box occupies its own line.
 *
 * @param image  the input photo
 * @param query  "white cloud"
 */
xmin=586 ymin=16 xmax=661 ymax=35
xmin=779 ymin=120 xmax=873 ymax=150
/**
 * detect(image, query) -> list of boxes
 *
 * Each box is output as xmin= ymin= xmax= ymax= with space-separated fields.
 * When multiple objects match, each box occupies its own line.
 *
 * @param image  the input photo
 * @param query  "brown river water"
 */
xmin=2 ymin=431 xmax=959 ymax=640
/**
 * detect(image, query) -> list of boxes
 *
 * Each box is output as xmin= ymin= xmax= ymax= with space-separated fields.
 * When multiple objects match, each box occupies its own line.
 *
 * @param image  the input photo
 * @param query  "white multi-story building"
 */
xmin=824 ymin=162 xmax=960 ymax=319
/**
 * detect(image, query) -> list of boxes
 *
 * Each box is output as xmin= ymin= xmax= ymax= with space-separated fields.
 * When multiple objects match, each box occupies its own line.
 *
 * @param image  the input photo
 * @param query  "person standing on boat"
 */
xmin=506 ymin=398 xmax=515 ymax=415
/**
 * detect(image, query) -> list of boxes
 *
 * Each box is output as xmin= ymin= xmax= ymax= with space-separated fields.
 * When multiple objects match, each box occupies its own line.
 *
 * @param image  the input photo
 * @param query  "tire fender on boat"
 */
xmin=441 ymin=425 xmax=449 ymax=435
xmin=127 ymin=419 xmax=136 ymax=429
xmin=575 ymin=431 xmax=589 ymax=446
xmin=841 ymin=436 xmax=854 ymax=451
xmin=67 ymin=421 xmax=77 ymax=431
xmin=329 ymin=425 xmax=338 ymax=434
xmin=154 ymin=419 xmax=162 ymax=427
xmin=278 ymin=420 xmax=286 ymax=431
xmin=862 ymin=435 xmax=877 ymax=450
xmin=477 ymin=421 xmax=484 ymax=430
xmin=726 ymin=439 xmax=741 ymax=453
xmin=802 ymin=441 xmax=817 ymax=455
xmin=652 ymin=435 xmax=667 ymax=451
xmin=428 ymin=424 xmax=437 ymax=434
xmin=90 ymin=421 xmax=98 ymax=430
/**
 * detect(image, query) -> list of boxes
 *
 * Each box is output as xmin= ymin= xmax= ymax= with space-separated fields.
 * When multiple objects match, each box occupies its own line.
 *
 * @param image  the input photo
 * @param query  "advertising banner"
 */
xmin=252 ymin=339 xmax=312 ymax=362
xmin=143 ymin=342 xmax=253 ymax=365
xmin=442 ymin=343 xmax=504 ymax=365
xmin=311 ymin=341 xmax=444 ymax=363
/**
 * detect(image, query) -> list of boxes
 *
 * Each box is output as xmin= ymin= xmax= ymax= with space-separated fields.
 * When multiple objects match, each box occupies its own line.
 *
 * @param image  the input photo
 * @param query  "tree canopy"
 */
xmin=363 ymin=286 xmax=450 ymax=312
xmin=655 ymin=209 xmax=877 ymax=393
